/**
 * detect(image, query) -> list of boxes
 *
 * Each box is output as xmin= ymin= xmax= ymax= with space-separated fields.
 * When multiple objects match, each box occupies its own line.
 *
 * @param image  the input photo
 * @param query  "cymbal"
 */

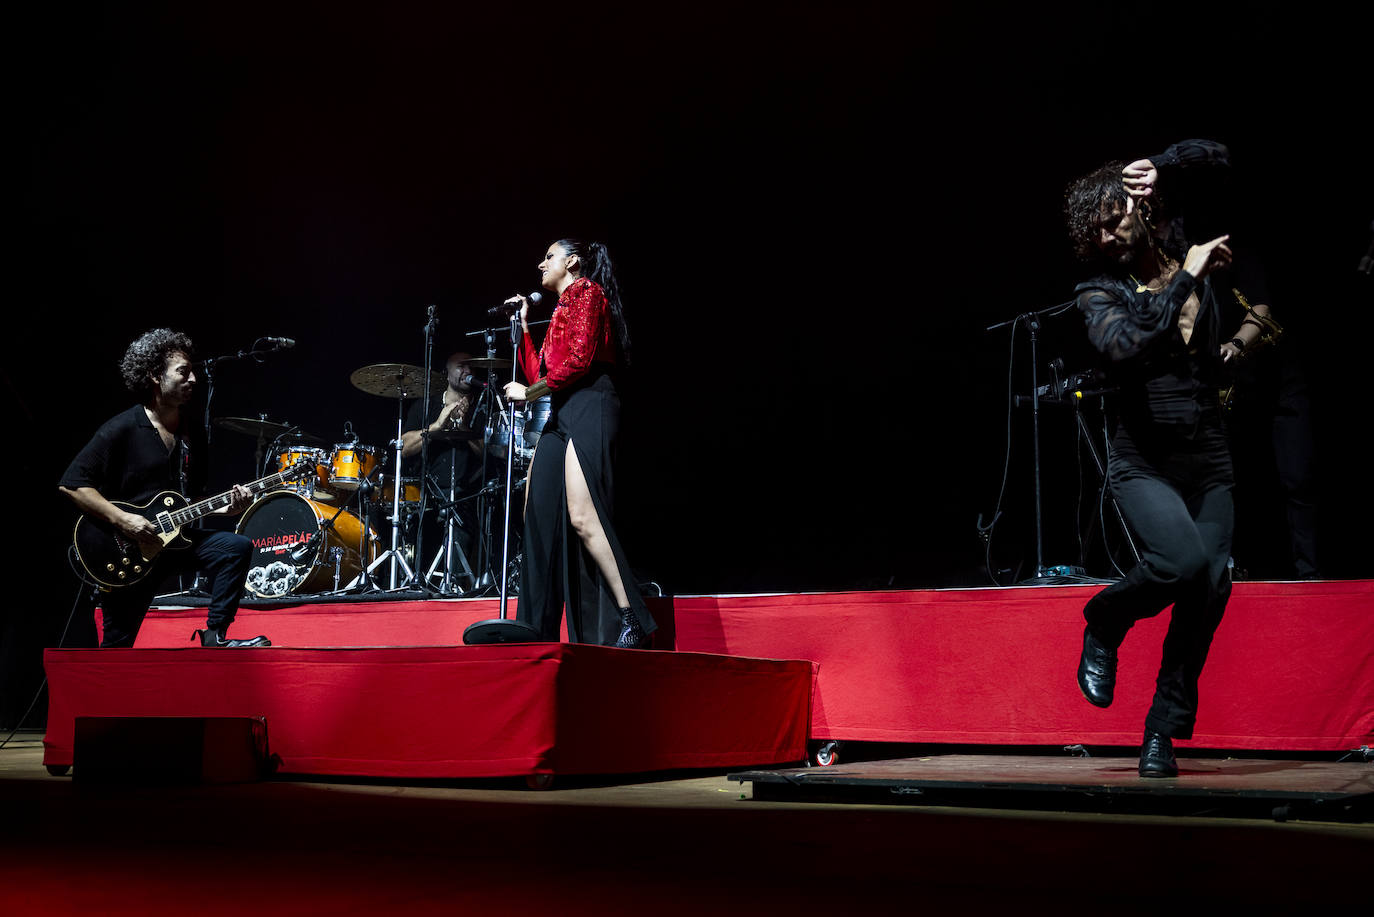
xmin=350 ymin=363 xmax=444 ymax=398
xmin=464 ymin=357 xmax=512 ymax=370
xmin=215 ymin=417 xmax=325 ymax=443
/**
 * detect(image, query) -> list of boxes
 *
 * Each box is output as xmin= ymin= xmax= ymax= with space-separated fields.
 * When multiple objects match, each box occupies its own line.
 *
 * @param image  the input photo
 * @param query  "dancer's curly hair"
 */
xmin=119 ymin=328 xmax=194 ymax=395
xmin=554 ymin=238 xmax=633 ymax=366
xmin=1063 ymin=160 xmax=1130 ymax=262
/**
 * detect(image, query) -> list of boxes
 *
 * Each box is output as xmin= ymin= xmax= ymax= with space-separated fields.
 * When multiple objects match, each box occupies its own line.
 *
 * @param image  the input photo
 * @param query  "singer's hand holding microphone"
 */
xmin=489 ymin=291 xmax=543 ymax=334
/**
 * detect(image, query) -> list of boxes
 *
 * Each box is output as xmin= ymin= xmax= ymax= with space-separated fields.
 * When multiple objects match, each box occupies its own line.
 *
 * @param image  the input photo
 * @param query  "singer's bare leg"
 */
xmin=564 ymin=438 xmax=631 ymax=609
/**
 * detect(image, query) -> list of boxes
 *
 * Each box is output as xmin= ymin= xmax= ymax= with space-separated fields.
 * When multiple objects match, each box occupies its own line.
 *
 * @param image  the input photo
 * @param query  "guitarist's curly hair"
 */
xmin=1063 ymin=160 xmax=1131 ymax=263
xmin=120 ymin=328 xmax=195 ymax=396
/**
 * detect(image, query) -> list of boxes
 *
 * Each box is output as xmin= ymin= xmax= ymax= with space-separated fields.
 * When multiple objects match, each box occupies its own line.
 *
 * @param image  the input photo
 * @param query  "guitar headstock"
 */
xmin=288 ymin=457 xmax=316 ymax=481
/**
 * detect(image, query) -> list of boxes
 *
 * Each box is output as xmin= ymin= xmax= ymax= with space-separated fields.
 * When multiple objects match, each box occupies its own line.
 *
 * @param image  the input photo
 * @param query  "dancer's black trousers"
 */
xmin=1084 ymin=407 xmax=1234 ymax=740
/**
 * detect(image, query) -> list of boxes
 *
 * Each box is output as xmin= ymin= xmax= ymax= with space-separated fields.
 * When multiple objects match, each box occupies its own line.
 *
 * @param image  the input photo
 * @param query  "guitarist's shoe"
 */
xmin=193 ymin=626 xmax=271 ymax=648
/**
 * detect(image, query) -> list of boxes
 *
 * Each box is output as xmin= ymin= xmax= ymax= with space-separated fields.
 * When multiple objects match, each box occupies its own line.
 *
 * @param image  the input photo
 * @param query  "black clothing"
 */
xmin=1076 ymin=268 xmax=1226 ymax=426
xmin=1082 ymin=406 xmax=1233 ymax=739
xmin=61 ymin=404 xmax=252 ymax=644
xmin=516 ymin=369 xmax=656 ymax=646
xmin=402 ymin=394 xmax=487 ymax=575
xmin=403 ymin=395 xmax=486 ymax=491
xmin=97 ymin=531 xmax=252 ymax=647
xmin=1074 ymin=139 xmax=1237 ymax=740
xmin=60 ymin=405 xmax=187 ymax=504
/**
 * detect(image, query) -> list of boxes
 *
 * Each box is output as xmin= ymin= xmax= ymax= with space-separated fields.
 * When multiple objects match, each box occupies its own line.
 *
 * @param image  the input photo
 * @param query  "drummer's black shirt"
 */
xmin=403 ymin=396 xmax=485 ymax=491
xmin=61 ymin=404 xmax=186 ymax=505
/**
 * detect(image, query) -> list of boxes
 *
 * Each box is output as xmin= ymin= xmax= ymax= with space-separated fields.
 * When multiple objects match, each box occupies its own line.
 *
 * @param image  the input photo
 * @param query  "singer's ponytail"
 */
xmin=556 ymin=238 xmax=633 ymax=366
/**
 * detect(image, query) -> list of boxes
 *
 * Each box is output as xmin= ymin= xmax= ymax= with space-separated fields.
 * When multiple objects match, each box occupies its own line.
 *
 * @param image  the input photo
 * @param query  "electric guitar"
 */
xmin=72 ymin=458 xmax=314 ymax=589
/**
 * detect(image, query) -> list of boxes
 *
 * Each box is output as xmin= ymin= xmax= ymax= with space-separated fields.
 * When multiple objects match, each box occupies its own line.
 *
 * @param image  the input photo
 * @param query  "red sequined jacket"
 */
xmin=518 ymin=277 xmax=617 ymax=392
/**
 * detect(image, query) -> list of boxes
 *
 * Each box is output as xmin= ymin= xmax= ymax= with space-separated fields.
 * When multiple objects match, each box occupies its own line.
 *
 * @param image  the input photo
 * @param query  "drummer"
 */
xmin=399 ymin=351 xmax=487 ymax=555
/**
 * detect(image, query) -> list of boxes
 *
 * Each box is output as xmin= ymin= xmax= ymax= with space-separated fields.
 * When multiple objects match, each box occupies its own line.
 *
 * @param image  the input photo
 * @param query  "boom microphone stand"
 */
xmin=987 ymin=302 xmax=1086 ymax=584
xmin=464 ymin=309 xmax=539 ymax=644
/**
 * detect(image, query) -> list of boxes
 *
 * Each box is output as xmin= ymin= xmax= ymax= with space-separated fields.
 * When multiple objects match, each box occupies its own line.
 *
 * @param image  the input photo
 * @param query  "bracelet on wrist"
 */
xmin=1229 ymin=337 xmax=1247 ymax=352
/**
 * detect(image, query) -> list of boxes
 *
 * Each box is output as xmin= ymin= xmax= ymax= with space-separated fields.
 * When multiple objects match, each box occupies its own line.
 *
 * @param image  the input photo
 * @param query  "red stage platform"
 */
xmin=43 ymin=644 xmax=814 ymax=779
xmin=116 ymin=580 xmax=1374 ymax=753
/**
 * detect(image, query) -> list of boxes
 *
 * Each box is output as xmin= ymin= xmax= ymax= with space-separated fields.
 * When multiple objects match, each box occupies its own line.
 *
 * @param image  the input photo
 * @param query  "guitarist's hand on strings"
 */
xmin=219 ymin=484 xmax=253 ymax=516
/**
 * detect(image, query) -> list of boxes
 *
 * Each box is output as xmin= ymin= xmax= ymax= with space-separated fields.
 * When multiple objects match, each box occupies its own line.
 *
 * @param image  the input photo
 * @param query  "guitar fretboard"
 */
xmin=162 ymin=468 xmax=302 ymax=530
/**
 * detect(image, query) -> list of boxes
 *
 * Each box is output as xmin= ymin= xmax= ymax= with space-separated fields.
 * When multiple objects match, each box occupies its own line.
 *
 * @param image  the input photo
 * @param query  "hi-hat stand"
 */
xmin=423 ymin=441 xmax=478 ymax=594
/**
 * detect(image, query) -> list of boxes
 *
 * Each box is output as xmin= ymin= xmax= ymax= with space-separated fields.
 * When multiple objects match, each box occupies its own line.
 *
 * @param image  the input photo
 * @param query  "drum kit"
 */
xmin=216 ymin=354 xmax=549 ymax=601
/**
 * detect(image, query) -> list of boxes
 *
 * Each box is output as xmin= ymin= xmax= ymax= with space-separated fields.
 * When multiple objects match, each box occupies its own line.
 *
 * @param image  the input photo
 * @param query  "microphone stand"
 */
xmin=415 ymin=305 xmax=438 ymax=593
xmin=986 ymin=301 xmax=1082 ymax=584
xmin=464 ymin=309 xmax=540 ymax=644
xmin=184 ymin=339 xmax=289 ymax=597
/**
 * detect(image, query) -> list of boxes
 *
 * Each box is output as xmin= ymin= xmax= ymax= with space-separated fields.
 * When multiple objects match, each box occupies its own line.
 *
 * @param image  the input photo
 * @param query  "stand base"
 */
xmin=462 ymin=618 xmax=542 ymax=645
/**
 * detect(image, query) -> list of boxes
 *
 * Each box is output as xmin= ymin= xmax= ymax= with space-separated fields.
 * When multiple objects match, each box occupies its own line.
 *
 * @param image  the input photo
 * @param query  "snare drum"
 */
xmin=236 ymin=491 xmax=378 ymax=597
xmin=524 ymin=395 xmax=552 ymax=447
xmin=275 ymin=447 xmax=331 ymax=499
xmin=488 ymin=411 xmax=536 ymax=466
xmin=329 ymin=444 xmax=378 ymax=491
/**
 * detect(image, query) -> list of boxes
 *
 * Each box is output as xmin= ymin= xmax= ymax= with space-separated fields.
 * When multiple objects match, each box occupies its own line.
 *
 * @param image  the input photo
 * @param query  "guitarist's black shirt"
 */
xmin=61 ymin=405 xmax=185 ymax=505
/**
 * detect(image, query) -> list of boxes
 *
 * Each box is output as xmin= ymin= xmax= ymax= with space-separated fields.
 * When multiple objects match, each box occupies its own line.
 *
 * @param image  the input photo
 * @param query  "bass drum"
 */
xmin=236 ymin=491 xmax=376 ymax=597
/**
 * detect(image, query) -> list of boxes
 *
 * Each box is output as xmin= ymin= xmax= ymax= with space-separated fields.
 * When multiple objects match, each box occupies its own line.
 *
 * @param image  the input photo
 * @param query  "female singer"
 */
xmin=502 ymin=239 xmax=655 ymax=648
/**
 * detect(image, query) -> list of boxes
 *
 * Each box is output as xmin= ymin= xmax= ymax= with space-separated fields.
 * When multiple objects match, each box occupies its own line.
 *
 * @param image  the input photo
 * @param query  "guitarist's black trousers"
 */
xmin=98 ymin=530 xmax=253 ymax=647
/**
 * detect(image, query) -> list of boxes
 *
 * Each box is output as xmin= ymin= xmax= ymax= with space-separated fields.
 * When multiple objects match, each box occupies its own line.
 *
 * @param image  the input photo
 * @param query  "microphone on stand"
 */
xmin=261 ymin=337 xmax=296 ymax=349
xmin=289 ymin=535 xmax=317 ymax=565
xmin=487 ymin=291 xmax=543 ymax=316
xmin=459 ymin=374 xmax=492 ymax=389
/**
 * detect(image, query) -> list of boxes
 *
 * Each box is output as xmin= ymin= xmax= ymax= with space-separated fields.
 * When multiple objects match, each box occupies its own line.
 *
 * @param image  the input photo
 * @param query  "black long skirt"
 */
xmin=515 ymin=369 xmax=656 ymax=645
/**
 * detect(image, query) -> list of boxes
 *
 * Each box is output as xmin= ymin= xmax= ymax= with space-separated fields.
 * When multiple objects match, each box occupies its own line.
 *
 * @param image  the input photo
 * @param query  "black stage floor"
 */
xmin=731 ymin=754 xmax=1374 ymax=821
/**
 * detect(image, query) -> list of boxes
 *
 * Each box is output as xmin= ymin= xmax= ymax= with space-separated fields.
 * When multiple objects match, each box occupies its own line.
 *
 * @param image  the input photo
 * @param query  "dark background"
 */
xmin=7 ymin=2 xmax=1370 ymax=723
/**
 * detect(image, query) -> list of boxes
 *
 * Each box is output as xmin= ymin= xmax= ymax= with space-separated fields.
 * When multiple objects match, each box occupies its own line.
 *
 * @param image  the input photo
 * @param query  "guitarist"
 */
xmin=59 ymin=329 xmax=270 ymax=648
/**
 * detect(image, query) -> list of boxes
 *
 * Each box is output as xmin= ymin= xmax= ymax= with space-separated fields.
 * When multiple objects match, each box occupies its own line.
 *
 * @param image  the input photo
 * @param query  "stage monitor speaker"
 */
xmin=73 ymin=716 xmax=276 ymax=785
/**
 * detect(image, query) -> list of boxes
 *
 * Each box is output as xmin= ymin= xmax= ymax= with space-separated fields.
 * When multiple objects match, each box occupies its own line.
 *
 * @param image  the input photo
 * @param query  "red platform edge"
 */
xmin=118 ymin=580 xmax=1374 ymax=752
xmin=43 ymin=644 xmax=815 ymax=778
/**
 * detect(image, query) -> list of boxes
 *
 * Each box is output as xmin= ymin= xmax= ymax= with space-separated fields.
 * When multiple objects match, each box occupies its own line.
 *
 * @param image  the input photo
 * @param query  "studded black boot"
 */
xmin=613 ymin=607 xmax=648 ymax=649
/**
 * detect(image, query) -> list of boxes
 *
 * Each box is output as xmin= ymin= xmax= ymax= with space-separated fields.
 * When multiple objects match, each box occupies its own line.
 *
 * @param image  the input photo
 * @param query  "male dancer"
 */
xmin=1063 ymin=140 xmax=1249 ymax=776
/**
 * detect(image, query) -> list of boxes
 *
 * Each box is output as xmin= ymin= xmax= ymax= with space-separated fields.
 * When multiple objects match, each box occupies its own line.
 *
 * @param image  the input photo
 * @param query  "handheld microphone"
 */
xmin=487 ymin=291 xmax=543 ymax=316
xmin=262 ymin=337 xmax=296 ymax=349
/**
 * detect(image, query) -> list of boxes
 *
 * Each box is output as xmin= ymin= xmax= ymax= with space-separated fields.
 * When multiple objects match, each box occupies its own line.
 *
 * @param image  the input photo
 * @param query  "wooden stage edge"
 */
xmin=731 ymin=755 xmax=1374 ymax=821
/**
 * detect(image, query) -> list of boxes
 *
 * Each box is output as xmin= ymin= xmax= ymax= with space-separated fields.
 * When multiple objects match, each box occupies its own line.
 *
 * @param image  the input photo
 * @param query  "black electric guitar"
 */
xmin=72 ymin=458 xmax=314 ymax=589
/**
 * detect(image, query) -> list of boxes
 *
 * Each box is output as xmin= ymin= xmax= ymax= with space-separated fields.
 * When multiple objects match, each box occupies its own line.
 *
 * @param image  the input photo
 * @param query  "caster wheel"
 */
xmin=525 ymin=773 xmax=554 ymax=790
xmin=46 ymin=765 xmax=71 ymax=777
xmin=814 ymin=741 xmax=841 ymax=767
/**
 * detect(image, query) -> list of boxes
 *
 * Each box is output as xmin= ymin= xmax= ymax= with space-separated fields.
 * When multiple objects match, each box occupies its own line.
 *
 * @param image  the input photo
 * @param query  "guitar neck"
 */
xmin=166 ymin=470 xmax=298 ymax=528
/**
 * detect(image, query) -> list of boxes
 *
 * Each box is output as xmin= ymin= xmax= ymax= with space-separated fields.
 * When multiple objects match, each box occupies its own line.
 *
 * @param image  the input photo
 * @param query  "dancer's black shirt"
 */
xmin=1075 ymin=138 xmax=1233 ymax=427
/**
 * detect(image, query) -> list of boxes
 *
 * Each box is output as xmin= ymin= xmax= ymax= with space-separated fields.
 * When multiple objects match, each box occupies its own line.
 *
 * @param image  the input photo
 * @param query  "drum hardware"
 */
xmin=268 ymin=445 xmax=333 ymax=501
xmin=235 ymin=490 xmax=378 ymax=598
xmin=329 ymin=547 xmax=345 ymax=592
xmin=464 ymin=356 xmax=512 ymax=370
xmin=329 ymin=443 xmax=379 ymax=492
xmin=422 ymin=457 xmax=477 ymax=595
xmin=350 ymin=361 xmax=437 ymax=590
xmin=457 ymin=321 xmax=514 ymax=597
